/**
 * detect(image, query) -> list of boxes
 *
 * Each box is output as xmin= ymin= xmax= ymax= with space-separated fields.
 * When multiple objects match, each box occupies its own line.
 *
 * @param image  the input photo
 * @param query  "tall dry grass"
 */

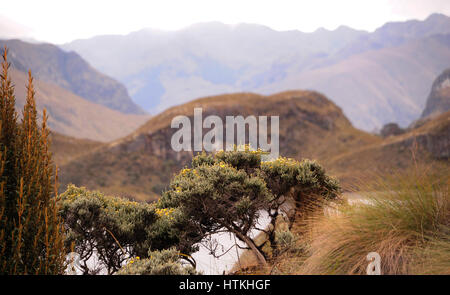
xmin=296 ymin=163 xmax=449 ymax=275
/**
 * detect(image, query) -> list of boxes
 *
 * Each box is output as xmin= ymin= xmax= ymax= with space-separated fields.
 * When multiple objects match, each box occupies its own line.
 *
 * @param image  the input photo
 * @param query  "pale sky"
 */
xmin=1 ymin=0 xmax=450 ymax=44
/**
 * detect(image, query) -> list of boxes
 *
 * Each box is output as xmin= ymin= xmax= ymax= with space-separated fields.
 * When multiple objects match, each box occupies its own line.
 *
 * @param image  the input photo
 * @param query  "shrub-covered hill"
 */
xmin=57 ymin=90 xmax=378 ymax=201
xmin=326 ymin=110 xmax=450 ymax=187
xmin=58 ymin=90 xmax=449 ymax=201
xmin=50 ymin=132 xmax=104 ymax=166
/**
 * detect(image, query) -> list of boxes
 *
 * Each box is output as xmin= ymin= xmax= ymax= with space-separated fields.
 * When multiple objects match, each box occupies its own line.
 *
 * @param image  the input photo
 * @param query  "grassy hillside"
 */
xmin=58 ymin=90 xmax=449 ymax=202
xmin=50 ymin=132 xmax=104 ymax=166
xmin=11 ymin=68 xmax=149 ymax=141
xmin=326 ymin=111 xmax=450 ymax=190
xmin=57 ymin=90 xmax=379 ymax=201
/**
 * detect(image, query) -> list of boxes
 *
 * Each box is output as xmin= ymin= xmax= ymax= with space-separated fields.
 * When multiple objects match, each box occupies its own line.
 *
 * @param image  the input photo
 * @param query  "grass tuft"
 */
xmin=296 ymin=164 xmax=449 ymax=275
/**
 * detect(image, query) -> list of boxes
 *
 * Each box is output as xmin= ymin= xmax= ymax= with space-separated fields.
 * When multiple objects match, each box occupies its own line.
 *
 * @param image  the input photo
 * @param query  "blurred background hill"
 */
xmin=58 ymin=88 xmax=449 ymax=201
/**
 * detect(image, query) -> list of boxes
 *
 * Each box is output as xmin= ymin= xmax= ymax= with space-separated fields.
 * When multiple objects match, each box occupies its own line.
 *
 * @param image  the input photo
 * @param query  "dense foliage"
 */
xmin=158 ymin=147 xmax=340 ymax=266
xmin=117 ymin=248 xmax=198 ymax=275
xmin=0 ymin=49 xmax=66 ymax=274
xmin=60 ymin=147 xmax=340 ymax=273
xmin=59 ymin=185 xmax=197 ymax=274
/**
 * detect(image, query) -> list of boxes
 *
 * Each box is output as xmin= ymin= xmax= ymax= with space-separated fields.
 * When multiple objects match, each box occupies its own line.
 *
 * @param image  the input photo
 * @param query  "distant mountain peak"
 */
xmin=335 ymin=25 xmax=352 ymax=31
xmin=313 ymin=27 xmax=331 ymax=33
xmin=63 ymin=15 xmax=450 ymax=131
xmin=313 ymin=25 xmax=366 ymax=35
xmin=183 ymin=21 xmax=230 ymax=31
xmin=426 ymin=12 xmax=449 ymax=21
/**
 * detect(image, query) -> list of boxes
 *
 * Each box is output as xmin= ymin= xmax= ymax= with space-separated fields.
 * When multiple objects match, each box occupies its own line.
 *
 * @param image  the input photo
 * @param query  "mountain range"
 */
xmin=62 ymin=13 xmax=450 ymax=131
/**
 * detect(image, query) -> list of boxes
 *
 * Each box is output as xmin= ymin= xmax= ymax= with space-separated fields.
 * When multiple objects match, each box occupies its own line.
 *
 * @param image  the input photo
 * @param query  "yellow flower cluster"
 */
xmin=262 ymin=156 xmax=298 ymax=168
xmin=128 ymin=256 xmax=140 ymax=265
xmin=180 ymin=168 xmax=200 ymax=178
xmin=105 ymin=197 xmax=140 ymax=213
xmin=67 ymin=193 xmax=77 ymax=199
xmin=235 ymin=143 xmax=253 ymax=151
xmin=218 ymin=161 xmax=229 ymax=169
xmin=155 ymin=207 xmax=175 ymax=217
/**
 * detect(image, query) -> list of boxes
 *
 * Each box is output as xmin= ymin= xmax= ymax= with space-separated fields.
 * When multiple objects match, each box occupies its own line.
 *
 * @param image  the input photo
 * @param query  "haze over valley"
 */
xmin=62 ymin=13 xmax=450 ymax=130
xmin=0 ymin=11 xmax=448 ymax=198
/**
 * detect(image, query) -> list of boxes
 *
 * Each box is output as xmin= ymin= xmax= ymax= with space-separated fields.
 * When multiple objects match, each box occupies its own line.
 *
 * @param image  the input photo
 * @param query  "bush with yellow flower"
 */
xmin=157 ymin=149 xmax=340 ymax=266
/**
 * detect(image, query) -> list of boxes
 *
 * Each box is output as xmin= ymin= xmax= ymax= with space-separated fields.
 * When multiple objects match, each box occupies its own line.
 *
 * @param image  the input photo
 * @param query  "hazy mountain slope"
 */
xmin=62 ymin=14 xmax=450 ymax=131
xmin=259 ymin=34 xmax=450 ymax=130
xmin=421 ymin=68 xmax=450 ymax=119
xmin=63 ymin=22 xmax=366 ymax=79
xmin=333 ymin=13 xmax=450 ymax=62
xmin=1 ymin=39 xmax=146 ymax=114
xmin=58 ymin=90 xmax=379 ymax=201
xmin=62 ymin=22 xmax=367 ymax=113
xmin=11 ymin=68 xmax=149 ymax=141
